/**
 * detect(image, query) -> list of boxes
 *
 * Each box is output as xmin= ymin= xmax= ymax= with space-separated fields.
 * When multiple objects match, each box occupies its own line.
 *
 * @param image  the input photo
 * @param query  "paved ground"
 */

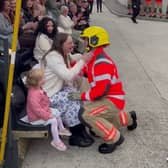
xmin=22 ymin=3 xmax=168 ymax=168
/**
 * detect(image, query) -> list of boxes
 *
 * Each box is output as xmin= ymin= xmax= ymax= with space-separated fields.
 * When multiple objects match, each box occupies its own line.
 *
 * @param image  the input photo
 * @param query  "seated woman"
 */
xmin=58 ymin=5 xmax=75 ymax=35
xmin=74 ymin=8 xmax=89 ymax=31
xmin=22 ymin=0 xmax=38 ymax=23
xmin=33 ymin=17 xmax=58 ymax=67
xmin=20 ymin=0 xmax=48 ymax=48
xmin=19 ymin=0 xmax=39 ymax=48
xmin=74 ymin=0 xmax=90 ymax=31
xmin=33 ymin=0 xmax=46 ymax=19
xmin=41 ymin=33 xmax=94 ymax=147
xmin=58 ymin=5 xmax=85 ymax=53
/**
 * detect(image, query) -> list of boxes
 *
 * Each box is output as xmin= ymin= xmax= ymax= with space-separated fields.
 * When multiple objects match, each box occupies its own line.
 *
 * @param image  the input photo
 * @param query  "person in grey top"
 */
xmin=0 ymin=0 xmax=13 ymax=49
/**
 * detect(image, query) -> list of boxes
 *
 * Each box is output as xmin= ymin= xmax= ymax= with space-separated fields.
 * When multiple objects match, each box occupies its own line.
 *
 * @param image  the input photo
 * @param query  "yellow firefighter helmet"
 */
xmin=80 ymin=26 xmax=110 ymax=48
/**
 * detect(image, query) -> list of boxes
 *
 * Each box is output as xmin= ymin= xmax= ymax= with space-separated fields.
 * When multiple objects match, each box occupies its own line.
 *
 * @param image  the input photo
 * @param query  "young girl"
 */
xmin=26 ymin=69 xmax=71 ymax=151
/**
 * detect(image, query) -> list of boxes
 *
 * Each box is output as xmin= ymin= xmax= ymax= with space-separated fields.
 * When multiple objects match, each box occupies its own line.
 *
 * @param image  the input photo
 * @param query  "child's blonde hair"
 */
xmin=26 ymin=69 xmax=44 ymax=87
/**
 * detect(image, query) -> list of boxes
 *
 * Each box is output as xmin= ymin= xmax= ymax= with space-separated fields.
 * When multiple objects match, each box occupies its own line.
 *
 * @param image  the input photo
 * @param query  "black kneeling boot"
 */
xmin=80 ymin=124 xmax=94 ymax=144
xmin=69 ymin=124 xmax=94 ymax=147
xmin=98 ymin=135 xmax=125 ymax=154
xmin=127 ymin=111 xmax=137 ymax=130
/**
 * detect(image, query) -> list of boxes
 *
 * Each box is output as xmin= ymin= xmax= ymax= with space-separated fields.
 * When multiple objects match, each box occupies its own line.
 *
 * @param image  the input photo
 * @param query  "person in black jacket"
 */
xmin=131 ymin=0 xmax=141 ymax=23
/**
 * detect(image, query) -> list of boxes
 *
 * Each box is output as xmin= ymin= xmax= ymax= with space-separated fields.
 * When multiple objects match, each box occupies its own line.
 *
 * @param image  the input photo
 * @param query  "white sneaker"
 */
xmin=51 ymin=141 xmax=67 ymax=151
xmin=59 ymin=128 xmax=72 ymax=136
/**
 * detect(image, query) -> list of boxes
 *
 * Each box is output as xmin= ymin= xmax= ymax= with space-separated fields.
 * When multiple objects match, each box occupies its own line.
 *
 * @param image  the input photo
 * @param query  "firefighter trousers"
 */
xmin=80 ymin=98 xmax=133 ymax=144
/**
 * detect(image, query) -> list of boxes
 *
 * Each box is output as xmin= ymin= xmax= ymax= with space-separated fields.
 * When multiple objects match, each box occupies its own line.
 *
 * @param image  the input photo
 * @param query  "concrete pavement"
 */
xmin=21 ymin=3 xmax=168 ymax=168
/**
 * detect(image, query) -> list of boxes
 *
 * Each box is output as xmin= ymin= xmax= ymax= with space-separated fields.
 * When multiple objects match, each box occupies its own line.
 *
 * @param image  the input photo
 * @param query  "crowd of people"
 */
xmin=0 ymin=0 xmax=95 ymax=150
xmin=0 ymin=0 xmax=137 ymax=154
xmin=128 ymin=0 xmax=168 ymax=19
xmin=0 ymin=0 xmax=94 ymax=50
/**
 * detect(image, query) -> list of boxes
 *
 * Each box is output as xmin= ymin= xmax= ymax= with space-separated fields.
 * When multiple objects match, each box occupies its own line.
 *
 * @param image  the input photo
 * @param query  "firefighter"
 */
xmin=68 ymin=26 xmax=137 ymax=154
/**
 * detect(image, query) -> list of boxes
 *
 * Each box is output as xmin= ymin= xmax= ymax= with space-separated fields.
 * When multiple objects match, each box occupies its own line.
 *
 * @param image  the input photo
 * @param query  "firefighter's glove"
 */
xmin=68 ymin=92 xmax=81 ymax=101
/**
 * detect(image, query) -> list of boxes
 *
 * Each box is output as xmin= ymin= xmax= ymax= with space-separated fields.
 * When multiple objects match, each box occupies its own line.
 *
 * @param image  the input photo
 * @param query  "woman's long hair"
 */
xmin=35 ymin=17 xmax=58 ymax=39
xmin=43 ymin=33 xmax=69 ymax=67
xmin=22 ymin=0 xmax=34 ymax=15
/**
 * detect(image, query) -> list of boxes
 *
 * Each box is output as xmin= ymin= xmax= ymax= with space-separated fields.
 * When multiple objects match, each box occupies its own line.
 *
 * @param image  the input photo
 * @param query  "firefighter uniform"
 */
xmin=80 ymin=46 xmax=133 ymax=141
xmin=69 ymin=26 xmax=137 ymax=154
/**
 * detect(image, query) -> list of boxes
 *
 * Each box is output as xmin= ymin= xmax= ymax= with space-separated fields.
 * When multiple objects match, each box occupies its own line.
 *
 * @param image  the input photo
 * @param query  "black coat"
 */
xmin=132 ymin=0 xmax=141 ymax=8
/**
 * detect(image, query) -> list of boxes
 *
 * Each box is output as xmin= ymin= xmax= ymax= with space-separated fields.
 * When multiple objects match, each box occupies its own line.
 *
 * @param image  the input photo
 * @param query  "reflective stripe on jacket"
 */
xmin=81 ymin=47 xmax=125 ymax=110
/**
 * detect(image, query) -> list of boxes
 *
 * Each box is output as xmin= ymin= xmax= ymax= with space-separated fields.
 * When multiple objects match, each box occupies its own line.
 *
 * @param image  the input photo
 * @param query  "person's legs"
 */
xmin=100 ymin=0 xmax=103 ymax=12
xmin=50 ymin=118 xmax=61 ymax=142
xmin=132 ymin=7 xmax=136 ymax=22
xmin=56 ymin=116 xmax=65 ymax=131
xmin=62 ymin=96 xmax=93 ymax=146
xmin=96 ymin=0 xmax=99 ymax=12
xmin=48 ymin=118 xmax=67 ymax=151
xmin=80 ymin=99 xmax=123 ymax=153
xmin=135 ymin=7 xmax=140 ymax=18
xmin=56 ymin=116 xmax=72 ymax=136
xmin=131 ymin=7 xmax=139 ymax=23
xmin=157 ymin=1 xmax=163 ymax=18
xmin=50 ymin=86 xmax=93 ymax=147
xmin=80 ymin=98 xmax=137 ymax=153
xmin=69 ymin=122 xmax=94 ymax=147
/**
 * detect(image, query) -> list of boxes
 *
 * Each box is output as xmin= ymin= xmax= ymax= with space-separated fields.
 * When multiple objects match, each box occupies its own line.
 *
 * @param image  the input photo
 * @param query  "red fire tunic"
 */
xmin=81 ymin=47 xmax=125 ymax=110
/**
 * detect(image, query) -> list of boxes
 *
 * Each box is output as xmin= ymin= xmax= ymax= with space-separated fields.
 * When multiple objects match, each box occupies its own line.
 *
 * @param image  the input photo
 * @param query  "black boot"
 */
xmin=69 ymin=135 xmax=92 ymax=147
xmin=69 ymin=124 xmax=93 ymax=147
xmin=127 ymin=111 xmax=137 ymax=130
xmin=98 ymin=135 xmax=125 ymax=154
xmin=131 ymin=17 xmax=138 ymax=24
xmin=80 ymin=124 xmax=94 ymax=144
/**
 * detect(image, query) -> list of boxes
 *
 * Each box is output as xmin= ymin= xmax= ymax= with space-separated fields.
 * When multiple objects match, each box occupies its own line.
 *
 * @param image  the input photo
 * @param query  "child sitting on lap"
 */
xmin=26 ymin=69 xmax=71 ymax=151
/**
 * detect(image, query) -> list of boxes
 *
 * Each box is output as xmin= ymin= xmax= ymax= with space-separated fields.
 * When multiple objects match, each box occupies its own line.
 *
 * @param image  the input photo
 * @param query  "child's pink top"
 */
xmin=26 ymin=87 xmax=51 ymax=122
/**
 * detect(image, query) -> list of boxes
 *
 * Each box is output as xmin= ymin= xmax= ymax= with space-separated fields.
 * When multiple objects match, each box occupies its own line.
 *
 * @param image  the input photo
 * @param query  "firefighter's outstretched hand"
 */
xmin=68 ymin=92 xmax=81 ymax=101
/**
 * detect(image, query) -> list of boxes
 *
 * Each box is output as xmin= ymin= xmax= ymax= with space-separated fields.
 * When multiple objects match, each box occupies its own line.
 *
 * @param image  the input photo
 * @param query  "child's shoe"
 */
xmin=51 ymin=140 xmax=67 ymax=151
xmin=59 ymin=128 xmax=72 ymax=136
